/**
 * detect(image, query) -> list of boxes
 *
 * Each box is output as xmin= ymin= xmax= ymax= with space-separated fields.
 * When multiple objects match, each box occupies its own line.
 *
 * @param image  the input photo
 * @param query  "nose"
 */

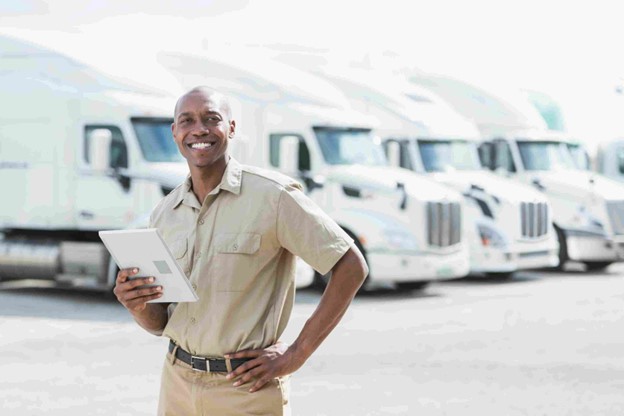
xmin=191 ymin=123 xmax=210 ymax=136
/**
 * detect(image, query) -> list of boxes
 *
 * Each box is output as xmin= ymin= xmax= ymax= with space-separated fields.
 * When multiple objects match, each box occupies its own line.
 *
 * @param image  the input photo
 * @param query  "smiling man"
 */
xmin=113 ymin=86 xmax=368 ymax=415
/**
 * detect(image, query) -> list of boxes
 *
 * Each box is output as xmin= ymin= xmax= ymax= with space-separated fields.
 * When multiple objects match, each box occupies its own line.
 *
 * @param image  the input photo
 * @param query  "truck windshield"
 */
xmin=517 ymin=140 xmax=575 ymax=171
xmin=566 ymin=143 xmax=590 ymax=170
xmin=314 ymin=127 xmax=386 ymax=166
xmin=417 ymin=139 xmax=481 ymax=172
xmin=131 ymin=118 xmax=185 ymax=163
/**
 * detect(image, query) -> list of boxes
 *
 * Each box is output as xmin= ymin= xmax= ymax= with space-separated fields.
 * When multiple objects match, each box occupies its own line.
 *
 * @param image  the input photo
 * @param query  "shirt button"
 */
xmin=192 ymin=283 xmax=197 ymax=290
xmin=190 ymin=317 xmax=196 ymax=324
xmin=232 ymin=244 xmax=238 ymax=251
xmin=199 ymin=219 xmax=205 ymax=225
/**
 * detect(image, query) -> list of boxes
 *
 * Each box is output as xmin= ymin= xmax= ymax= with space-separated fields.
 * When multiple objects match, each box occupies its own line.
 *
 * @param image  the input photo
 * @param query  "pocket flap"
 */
xmin=215 ymin=233 xmax=261 ymax=254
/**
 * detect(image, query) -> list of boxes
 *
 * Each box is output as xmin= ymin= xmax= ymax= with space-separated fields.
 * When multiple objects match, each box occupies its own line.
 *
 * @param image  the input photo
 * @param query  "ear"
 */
xmin=229 ymin=120 xmax=236 ymax=138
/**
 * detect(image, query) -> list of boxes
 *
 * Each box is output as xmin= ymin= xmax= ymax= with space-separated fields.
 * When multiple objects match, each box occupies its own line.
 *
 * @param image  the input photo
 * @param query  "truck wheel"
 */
xmin=485 ymin=272 xmax=514 ymax=279
xmin=104 ymin=258 xmax=119 ymax=299
xmin=584 ymin=261 xmax=612 ymax=271
xmin=313 ymin=230 xmax=368 ymax=293
xmin=554 ymin=226 xmax=568 ymax=270
xmin=396 ymin=281 xmax=430 ymax=291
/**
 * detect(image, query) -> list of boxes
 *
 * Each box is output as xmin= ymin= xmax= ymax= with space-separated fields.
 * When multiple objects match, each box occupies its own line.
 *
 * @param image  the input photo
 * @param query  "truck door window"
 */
xmin=84 ymin=126 xmax=128 ymax=169
xmin=313 ymin=127 xmax=385 ymax=166
xmin=478 ymin=142 xmax=494 ymax=169
xmin=131 ymin=118 xmax=182 ymax=162
xmin=494 ymin=140 xmax=516 ymax=172
xmin=269 ymin=134 xmax=310 ymax=171
xmin=617 ymin=148 xmax=624 ymax=174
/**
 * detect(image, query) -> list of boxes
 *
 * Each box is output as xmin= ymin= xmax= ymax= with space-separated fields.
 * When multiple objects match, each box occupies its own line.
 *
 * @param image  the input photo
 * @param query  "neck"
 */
xmin=189 ymin=156 xmax=228 ymax=204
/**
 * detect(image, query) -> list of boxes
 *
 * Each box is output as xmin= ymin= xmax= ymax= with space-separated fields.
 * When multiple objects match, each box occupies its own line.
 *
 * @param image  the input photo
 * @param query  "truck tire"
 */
xmin=554 ymin=225 xmax=568 ymax=271
xmin=396 ymin=281 xmax=430 ymax=291
xmin=485 ymin=271 xmax=514 ymax=279
xmin=584 ymin=261 xmax=612 ymax=271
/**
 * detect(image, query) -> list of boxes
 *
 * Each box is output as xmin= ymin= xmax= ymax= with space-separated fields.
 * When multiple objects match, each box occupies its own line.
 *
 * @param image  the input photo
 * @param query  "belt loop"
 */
xmin=225 ymin=357 xmax=233 ymax=373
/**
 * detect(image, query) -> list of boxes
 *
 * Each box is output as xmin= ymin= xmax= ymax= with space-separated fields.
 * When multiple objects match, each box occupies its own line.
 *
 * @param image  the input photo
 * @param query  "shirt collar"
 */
xmin=173 ymin=157 xmax=242 ymax=209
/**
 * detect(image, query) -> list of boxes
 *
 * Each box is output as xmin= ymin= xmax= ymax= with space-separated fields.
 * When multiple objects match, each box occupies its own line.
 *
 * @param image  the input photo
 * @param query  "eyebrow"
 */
xmin=177 ymin=110 xmax=223 ymax=119
xmin=176 ymin=112 xmax=193 ymax=119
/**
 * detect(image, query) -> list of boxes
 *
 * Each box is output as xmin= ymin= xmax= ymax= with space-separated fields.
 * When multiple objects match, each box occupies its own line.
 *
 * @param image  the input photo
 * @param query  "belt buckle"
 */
xmin=191 ymin=355 xmax=208 ymax=372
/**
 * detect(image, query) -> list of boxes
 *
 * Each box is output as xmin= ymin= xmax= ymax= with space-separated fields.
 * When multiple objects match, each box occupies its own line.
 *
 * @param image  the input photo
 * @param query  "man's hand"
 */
xmin=225 ymin=342 xmax=303 ymax=393
xmin=113 ymin=267 xmax=163 ymax=312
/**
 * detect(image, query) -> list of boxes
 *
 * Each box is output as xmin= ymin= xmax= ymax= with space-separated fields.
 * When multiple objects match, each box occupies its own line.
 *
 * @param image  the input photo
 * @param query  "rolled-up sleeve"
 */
xmin=277 ymin=184 xmax=354 ymax=275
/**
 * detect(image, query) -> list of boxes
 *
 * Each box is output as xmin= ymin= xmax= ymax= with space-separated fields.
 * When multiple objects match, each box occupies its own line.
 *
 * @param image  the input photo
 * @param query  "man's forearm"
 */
xmin=131 ymin=303 xmax=170 ymax=336
xmin=289 ymin=247 xmax=368 ymax=362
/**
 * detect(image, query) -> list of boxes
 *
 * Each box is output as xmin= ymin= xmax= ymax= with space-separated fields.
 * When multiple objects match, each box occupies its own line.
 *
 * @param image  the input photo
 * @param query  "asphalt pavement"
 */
xmin=1 ymin=264 xmax=623 ymax=415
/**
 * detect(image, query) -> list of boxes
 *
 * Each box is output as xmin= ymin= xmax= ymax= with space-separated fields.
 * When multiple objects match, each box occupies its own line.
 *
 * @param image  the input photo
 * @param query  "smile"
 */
xmin=189 ymin=142 xmax=214 ymax=149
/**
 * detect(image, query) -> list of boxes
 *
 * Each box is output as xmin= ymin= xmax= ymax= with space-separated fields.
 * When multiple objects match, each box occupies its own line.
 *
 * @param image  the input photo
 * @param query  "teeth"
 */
xmin=191 ymin=143 xmax=213 ymax=149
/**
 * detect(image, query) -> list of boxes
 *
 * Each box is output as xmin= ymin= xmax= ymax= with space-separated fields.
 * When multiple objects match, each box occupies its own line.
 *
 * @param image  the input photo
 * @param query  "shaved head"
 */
xmin=174 ymin=87 xmax=232 ymax=120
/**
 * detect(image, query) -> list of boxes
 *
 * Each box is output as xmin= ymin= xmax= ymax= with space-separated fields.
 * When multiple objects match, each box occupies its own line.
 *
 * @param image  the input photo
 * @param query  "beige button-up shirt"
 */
xmin=150 ymin=158 xmax=353 ymax=357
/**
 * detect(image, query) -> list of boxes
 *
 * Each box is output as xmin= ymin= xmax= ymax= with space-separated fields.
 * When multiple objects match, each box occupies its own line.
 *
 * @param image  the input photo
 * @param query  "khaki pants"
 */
xmin=158 ymin=353 xmax=291 ymax=415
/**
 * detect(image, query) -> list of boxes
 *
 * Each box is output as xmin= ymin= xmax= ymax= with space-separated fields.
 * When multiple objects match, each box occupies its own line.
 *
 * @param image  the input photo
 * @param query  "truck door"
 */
xmin=383 ymin=138 xmax=413 ymax=170
xmin=269 ymin=133 xmax=321 ymax=188
xmin=492 ymin=139 xmax=517 ymax=175
xmin=75 ymin=125 xmax=133 ymax=229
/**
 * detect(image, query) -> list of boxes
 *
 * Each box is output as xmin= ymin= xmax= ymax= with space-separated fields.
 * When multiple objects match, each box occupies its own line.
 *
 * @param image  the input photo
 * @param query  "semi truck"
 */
xmin=412 ymin=74 xmax=624 ymax=270
xmin=156 ymin=51 xmax=471 ymax=289
xmin=0 ymin=34 xmax=322 ymax=291
xmin=311 ymin=69 xmax=558 ymax=277
xmin=0 ymin=34 xmax=190 ymax=290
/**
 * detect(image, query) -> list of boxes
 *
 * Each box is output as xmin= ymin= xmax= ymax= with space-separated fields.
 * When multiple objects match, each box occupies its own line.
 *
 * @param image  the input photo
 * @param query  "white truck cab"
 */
xmin=0 ymin=34 xmax=318 ymax=290
xmin=412 ymin=74 xmax=624 ymax=270
xmin=157 ymin=51 xmax=471 ymax=289
xmin=0 ymin=34 xmax=190 ymax=289
xmin=317 ymin=70 xmax=558 ymax=276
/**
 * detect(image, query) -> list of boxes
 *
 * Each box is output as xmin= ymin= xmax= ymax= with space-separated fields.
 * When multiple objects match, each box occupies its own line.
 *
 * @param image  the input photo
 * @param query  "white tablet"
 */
xmin=99 ymin=228 xmax=198 ymax=303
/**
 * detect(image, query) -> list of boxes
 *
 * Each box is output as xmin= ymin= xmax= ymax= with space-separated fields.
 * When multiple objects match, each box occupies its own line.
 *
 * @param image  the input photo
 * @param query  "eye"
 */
xmin=204 ymin=116 xmax=221 ymax=124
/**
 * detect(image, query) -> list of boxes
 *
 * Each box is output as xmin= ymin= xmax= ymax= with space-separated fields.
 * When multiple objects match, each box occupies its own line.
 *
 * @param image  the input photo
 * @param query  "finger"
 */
xmin=126 ymin=292 xmax=164 ymax=311
xmin=226 ymin=357 xmax=262 ymax=380
xmin=249 ymin=377 xmax=271 ymax=393
xmin=121 ymin=285 xmax=163 ymax=302
xmin=115 ymin=277 xmax=155 ymax=298
xmin=117 ymin=267 xmax=139 ymax=283
xmin=126 ymin=277 xmax=156 ymax=289
xmin=225 ymin=349 xmax=264 ymax=360
xmin=232 ymin=365 xmax=264 ymax=387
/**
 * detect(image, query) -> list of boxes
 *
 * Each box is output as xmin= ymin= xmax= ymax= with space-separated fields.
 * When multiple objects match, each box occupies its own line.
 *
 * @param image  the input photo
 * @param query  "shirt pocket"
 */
xmin=168 ymin=239 xmax=190 ymax=274
xmin=213 ymin=232 xmax=261 ymax=291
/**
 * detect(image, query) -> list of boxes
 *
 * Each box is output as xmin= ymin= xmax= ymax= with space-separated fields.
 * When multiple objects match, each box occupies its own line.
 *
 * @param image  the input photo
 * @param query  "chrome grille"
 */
xmin=521 ymin=202 xmax=549 ymax=238
xmin=607 ymin=201 xmax=624 ymax=235
xmin=427 ymin=202 xmax=461 ymax=247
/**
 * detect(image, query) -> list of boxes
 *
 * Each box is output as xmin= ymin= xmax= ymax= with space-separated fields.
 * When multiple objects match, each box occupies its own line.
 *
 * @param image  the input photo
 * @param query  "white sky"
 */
xmin=2 ymin=0 xmax=624 ymax=143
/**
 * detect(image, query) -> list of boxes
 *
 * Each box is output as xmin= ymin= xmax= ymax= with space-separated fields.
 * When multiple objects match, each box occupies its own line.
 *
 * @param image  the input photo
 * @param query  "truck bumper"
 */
xmin=565 ymin=230 xmax=621 ymax=262
xmin=366 ymin=248 xmax=470 ymax=283
xmin=470 ymin=238 xmax=560 ymax=273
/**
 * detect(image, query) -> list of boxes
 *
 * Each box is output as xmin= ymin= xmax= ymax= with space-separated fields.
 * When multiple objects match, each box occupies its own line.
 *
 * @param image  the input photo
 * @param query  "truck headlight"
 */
xmin=478 ymin=225 xmax=507 ymax=248
xmin=382 ymin=229 xmax=418 ymax=250
xmin=573 ymin=205 xmax=604 ymax=230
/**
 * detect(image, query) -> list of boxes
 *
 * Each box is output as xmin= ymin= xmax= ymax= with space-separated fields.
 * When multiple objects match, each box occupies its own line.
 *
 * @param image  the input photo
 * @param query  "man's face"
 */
xmin=171 ymin=91 xmax=235 ymax=170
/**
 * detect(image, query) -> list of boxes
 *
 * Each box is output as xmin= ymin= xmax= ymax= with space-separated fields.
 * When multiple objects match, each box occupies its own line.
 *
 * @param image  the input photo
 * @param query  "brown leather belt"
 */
xmin=169 ymin=340 xmax=251 ymax=373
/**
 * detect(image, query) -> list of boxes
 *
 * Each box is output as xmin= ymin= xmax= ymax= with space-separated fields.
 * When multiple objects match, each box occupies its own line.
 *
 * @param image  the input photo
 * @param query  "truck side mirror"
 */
xmin=385 ymin=141 xmax=401 ymax=168
xmin=278 ymin=136 xmax=300 ymax=175
xmin=89 ymin=129 xmax=112 ymax=172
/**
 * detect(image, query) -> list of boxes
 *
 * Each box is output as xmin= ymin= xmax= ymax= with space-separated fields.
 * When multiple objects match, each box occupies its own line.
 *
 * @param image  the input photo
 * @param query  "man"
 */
xmin=113 ymin=86 xmax=368 ymax=415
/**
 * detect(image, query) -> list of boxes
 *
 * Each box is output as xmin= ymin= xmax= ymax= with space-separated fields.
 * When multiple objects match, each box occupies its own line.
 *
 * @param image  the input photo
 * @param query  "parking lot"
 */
xmin=1 ymin=264 xmax=624 ymax=415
